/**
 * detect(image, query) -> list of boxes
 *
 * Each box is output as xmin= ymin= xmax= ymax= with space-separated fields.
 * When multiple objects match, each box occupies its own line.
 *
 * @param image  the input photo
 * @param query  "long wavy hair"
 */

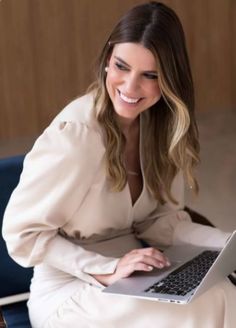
xmin=89 ymin=1 xmax=200 ymax=204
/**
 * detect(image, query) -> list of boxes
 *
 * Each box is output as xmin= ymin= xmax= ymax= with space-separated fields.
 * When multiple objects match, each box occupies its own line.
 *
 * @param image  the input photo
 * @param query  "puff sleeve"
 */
xmin=134 ymin=173 xmax=231 ymax=248
xmin=2 ymin=121 xmax=119 ymax=286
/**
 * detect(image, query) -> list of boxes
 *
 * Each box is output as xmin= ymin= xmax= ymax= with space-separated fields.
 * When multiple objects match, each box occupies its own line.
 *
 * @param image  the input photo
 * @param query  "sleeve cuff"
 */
xmin=82 ymin=258 xmax=119 ymax=288
xmin=83 ymin=257 xmax=119 ymax=275
xmin=44 ymin=234 xmax=119 ymax=287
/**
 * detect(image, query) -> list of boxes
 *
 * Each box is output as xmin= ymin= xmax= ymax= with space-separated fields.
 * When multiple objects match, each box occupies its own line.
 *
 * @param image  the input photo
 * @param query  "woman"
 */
xmin=2 ymin=2 xmax=235 ymax=327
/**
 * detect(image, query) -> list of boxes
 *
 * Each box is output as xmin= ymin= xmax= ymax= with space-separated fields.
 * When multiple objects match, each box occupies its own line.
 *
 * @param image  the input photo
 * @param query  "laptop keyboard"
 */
xmin=145 ymin=250 xmax=220 ymax=296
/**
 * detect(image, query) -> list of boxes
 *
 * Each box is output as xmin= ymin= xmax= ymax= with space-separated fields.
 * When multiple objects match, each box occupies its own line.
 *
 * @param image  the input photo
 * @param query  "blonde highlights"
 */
xmin=142 ymin=62 xmax=199 ymax=204
xmin=89 ymin=2 xmax=200 ymax=204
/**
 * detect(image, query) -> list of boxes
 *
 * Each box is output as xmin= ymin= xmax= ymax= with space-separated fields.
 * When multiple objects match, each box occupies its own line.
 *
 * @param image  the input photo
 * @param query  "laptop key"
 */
xmin=145 ymin=250 xmax=220 ymax=295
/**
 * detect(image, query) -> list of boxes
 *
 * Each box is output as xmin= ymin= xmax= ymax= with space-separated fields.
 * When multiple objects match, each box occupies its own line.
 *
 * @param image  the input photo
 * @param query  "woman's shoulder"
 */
xmin=31 ymin=92 xmax=104 ymax=159
xmin=52 ymin=92 xmax=97 ymax=128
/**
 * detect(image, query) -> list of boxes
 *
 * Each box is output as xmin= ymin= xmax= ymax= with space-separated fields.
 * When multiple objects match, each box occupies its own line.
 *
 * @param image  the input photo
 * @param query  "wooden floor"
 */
xmin=186 ymin=109 xmax=236 ymax=232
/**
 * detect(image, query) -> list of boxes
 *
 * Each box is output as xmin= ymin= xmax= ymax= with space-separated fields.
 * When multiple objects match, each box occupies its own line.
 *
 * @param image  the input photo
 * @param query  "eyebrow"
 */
xmin=114 ymin=56 xmax=158 ymax=75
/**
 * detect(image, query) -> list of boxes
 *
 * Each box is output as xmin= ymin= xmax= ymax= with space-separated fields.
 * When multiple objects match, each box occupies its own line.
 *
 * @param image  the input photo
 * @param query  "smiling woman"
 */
xmin=105 ymin=43 xmax=161 ymax=121
xmin=92 ymin=1 xmax=198 ymax=203
xmin=2 ymin=2 xmax=236 ymax=328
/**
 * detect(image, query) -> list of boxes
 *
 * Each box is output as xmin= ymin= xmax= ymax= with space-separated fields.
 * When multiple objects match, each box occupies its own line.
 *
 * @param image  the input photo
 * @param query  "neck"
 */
xmin=116 ymin=115 xmax=140 ymax=137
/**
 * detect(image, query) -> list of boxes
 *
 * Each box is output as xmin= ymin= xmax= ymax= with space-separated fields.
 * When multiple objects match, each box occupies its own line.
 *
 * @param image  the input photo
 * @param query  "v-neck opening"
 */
xmin=126 ymin=115 xmax=145 ymax=210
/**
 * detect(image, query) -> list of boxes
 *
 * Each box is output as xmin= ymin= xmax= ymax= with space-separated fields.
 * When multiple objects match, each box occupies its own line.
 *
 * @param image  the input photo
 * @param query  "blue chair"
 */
xmin=0 ymin=155 xmax=33 ymax=328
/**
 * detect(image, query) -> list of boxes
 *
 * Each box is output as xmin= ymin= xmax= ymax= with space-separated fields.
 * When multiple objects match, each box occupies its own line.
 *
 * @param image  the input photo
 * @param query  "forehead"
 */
xmin=110 ymin=42 xmax=157 ymax=70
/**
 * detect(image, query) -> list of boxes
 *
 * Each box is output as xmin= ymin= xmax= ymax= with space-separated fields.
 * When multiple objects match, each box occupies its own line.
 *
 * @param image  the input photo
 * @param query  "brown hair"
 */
xmin=89 ymin=1 xmax=200 ymax=204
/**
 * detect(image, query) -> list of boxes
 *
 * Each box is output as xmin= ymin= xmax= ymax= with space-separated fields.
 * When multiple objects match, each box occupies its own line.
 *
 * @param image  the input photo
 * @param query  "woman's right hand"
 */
xmin=93 ymin=247 xmax=171 ymax=286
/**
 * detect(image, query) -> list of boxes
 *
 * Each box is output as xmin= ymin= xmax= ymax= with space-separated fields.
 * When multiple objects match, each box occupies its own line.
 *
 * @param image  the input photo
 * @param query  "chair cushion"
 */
xmin=2 ymin=301 xmax=31 ymax=328
xmin=0 ymin=155 xmax=33 ymax=298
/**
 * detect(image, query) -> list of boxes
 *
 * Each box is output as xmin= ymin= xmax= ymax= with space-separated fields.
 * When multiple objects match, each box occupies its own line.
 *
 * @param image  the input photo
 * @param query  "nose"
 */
xmin=123 ymin=73 xmax=140 ymax=94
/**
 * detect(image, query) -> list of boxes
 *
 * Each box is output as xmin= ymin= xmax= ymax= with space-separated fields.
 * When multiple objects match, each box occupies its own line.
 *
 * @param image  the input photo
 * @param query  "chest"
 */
xmin=124 ymin=137 xmax=143 ymax=206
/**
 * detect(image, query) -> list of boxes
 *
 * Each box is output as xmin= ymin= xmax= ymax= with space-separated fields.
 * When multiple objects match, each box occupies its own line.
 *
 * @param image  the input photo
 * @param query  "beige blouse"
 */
xmin=2 ymin=93 xmax=230 ymax=287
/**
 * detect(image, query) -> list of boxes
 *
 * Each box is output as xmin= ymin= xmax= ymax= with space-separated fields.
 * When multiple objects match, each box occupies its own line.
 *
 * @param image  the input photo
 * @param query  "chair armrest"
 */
xmin=184 ymin=206 xmax=215 ymax=227
xmin=0 ymin=307 xmax=6 ymax=328
xmin=228 ymin=272 xmax=236 ymax=286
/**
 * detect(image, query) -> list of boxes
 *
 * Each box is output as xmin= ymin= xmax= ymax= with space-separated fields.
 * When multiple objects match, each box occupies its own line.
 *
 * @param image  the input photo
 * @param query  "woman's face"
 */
xmin=106 ymin=42 xmax=161 ymax=124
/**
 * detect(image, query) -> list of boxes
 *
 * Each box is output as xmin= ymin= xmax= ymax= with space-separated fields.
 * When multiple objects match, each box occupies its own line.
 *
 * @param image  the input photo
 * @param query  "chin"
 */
xmin=114 ymin=105 xmax=140 ymax=119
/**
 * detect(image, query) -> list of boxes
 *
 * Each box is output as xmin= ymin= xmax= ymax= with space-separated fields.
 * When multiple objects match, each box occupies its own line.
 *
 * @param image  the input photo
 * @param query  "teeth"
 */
xmin=119 ymin=91 xmax=140 ymax=104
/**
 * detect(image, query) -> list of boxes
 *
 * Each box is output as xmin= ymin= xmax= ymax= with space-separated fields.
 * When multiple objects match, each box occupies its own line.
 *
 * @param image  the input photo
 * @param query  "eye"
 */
xmin=143 ymin=73 xmax=158 ymax=80
xmin=115 ymin=62 xmax=129 ymax=71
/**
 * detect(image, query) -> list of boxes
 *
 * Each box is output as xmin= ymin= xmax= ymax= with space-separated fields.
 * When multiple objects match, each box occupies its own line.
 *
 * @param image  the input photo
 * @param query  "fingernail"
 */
xmin=148 ymin=266 xmax=153 ymax=271
xmin=158 ymin=263 xmax=164 ymax=268
xmin=166 ymin=261 xmax=171 ymax=266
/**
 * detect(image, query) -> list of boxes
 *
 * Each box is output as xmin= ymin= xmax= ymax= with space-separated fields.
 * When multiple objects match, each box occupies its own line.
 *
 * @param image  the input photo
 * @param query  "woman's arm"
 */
xmin=2 ymin=121 xmax=118 ymax=286
xmin=134 ymin=173 xmax=231 ymax=249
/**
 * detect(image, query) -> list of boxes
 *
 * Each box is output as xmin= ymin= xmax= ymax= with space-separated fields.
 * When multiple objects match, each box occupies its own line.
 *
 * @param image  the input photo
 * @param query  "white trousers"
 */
xmin=42 ymin=279 xmax=236 ymax=328
xmin=29 ymin=230 xmax=236 ymax=328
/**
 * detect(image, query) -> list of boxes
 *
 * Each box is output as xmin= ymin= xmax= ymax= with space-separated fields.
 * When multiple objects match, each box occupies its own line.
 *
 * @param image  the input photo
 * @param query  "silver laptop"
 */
xmin=103 ymin=230 xmax=236 ymax=304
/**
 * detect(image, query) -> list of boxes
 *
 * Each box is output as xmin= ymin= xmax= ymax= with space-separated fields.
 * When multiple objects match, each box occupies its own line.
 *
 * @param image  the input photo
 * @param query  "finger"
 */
xmin=132 ymin=262 xmax=154 ymax=272
xmin=130 ymin=247 xmax=164 ymax=258
xmin=119 ymin=262 xmax=154 ymax=278
xmin=121 ymin=252 xmax=168 ymax=270
xmin=129 ymin=254 xmax=168 ymax=269
xmin=129 ymin=247 xmax=170 ymax=266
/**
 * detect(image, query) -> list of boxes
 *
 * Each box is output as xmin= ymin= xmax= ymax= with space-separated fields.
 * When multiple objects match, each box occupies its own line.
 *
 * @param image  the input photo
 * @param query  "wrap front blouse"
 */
xmin=2 ymin=93 xmax=229 ymax=290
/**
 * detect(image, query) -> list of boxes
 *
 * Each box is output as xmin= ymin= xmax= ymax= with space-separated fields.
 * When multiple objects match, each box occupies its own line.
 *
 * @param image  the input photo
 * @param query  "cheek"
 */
xmin=147 ymin=82 xmax=162 ymax=100
xmin=146 ymin=84 xmax=162 ymax=106
xmin=106 ymin=70 xmax=121 ymax=86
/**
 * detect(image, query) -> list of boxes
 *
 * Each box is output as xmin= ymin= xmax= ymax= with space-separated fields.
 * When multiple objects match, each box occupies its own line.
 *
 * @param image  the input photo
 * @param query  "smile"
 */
xmin=118 ymin=90 xmax=142 ymax=104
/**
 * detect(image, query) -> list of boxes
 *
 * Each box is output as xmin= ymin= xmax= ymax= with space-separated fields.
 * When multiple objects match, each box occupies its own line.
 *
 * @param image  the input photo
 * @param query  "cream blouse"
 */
xmin=2 ymin=93 xmax=230 ymax=286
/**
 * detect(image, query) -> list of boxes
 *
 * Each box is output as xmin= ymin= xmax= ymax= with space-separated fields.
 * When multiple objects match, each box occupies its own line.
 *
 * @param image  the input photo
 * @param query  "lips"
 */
xmin=117 ymin=90 xmax=142 ymax=104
